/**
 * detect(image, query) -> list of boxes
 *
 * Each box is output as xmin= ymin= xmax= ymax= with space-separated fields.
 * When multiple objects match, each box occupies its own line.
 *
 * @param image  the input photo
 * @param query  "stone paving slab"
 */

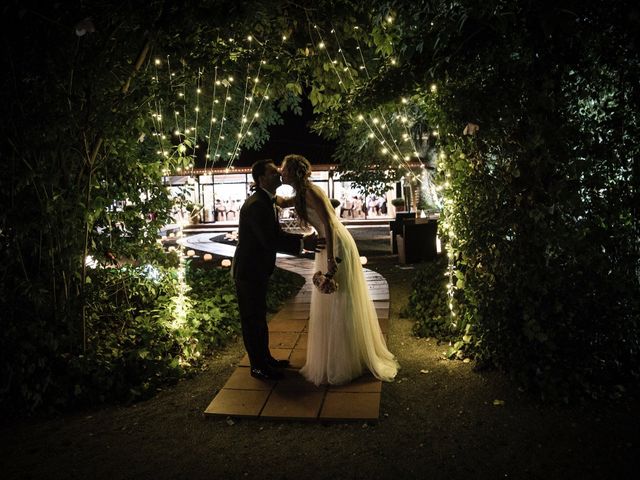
xmin=204 ymin=255 xmax=390 ymax=422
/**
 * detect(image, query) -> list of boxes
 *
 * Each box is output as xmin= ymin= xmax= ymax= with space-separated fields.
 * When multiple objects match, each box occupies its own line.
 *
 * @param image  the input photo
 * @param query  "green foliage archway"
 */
xmin=1 ymin=0 xmax=638 ymax=410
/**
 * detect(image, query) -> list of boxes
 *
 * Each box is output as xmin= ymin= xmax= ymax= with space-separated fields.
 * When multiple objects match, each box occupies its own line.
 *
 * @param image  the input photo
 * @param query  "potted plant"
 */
xmin=187 ymin=202 xmax=204 ymax=224
xmin=391 ymin=197 xmax=406 ymax=211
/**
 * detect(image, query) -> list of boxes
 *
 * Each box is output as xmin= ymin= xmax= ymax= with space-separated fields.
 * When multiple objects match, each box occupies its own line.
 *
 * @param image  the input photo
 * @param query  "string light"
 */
xmin=323 ymin=22 xmax=426 ymax=177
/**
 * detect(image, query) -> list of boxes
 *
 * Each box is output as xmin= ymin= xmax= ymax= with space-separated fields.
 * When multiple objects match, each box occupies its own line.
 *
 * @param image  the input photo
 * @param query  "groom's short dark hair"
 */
xmin=251 ymin=159 xmax=274 ymax=184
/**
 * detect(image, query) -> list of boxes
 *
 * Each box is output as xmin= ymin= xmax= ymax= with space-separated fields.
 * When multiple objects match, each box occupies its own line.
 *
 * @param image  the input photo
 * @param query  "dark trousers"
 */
xmin=235 ymin=277 xmax=270 ymax=369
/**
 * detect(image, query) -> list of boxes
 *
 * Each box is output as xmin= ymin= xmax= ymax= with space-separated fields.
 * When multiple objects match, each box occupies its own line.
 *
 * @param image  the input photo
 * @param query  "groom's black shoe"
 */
xmin=267 ymin=357 xmax=290 ymax=369
xmin=250 ymin=367 xmax=284 ymax=381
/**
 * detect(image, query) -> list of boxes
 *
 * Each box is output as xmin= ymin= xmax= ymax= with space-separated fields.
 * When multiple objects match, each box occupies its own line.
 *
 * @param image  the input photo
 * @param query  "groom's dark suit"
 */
xmin=232 ymin=188 xmax=302 ymax=371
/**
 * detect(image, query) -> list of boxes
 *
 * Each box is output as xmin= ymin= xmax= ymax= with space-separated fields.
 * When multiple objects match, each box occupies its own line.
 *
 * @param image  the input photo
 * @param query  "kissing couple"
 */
xmin=232 ymin=155 xmax=398 ymax=385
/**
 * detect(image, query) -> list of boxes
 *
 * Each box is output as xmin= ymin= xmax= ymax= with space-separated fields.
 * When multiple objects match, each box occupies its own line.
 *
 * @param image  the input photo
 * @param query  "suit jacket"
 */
xmin=232 ymin=188 xmax=302 ymax=281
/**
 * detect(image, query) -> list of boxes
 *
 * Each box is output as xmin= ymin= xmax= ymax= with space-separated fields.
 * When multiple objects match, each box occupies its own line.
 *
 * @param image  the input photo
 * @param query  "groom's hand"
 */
xmin=303 ymin=234 xmax=326 ymax=253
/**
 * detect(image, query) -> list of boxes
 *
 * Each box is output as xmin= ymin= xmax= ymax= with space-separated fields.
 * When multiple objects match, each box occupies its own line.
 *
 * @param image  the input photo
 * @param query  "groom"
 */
xmin=232 ymin=159 xmax=324 ymax=381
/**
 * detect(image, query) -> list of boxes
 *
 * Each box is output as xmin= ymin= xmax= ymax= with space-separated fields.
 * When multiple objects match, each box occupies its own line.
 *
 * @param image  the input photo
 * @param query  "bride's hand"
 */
xmin=327 ymin=257 xmax=338 ymax=276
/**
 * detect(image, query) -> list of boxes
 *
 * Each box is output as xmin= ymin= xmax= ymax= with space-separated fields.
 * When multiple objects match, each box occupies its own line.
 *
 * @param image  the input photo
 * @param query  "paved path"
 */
xmin=178 ymin=234 xmax=391 ymax=421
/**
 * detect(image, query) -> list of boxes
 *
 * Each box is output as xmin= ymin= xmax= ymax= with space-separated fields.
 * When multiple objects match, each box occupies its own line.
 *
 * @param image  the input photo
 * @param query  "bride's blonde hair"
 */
xmin=282 ymin=154 xmax=312 ymax=228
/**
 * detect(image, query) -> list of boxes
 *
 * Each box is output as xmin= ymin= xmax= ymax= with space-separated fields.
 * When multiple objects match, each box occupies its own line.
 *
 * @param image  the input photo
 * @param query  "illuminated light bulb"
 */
xmin=221 ymin=259 xmax=232 ymax=268
xmin=265 ymin=95 xmax=270 ymax=99
xmin=174 ymin=130 xmax=180 ymax=135
xmin=237 ymin=133 xmax=242 ymax=138
xmin=215 ymin=80 xmax=221 ymax=85
xmin=220 ymin=135 xmax=225 ymax=139
xmin=332 ymin=60 xmax=338 ymax=64
xmin=261 ymin=60 xmax=267 ymax=64
xmin=247 ymin=35 xmax=253 ymax=41
xmin=178 ymin=92 xmax=184 ymax=97
xmin=386 ymin=16 xmax=393 ymax=23
xmin=331 ymin=29 xmax=335 ymax=33
xmin=282 ymin=35 xmax=287 ymax=41
xmin=194 ymin=106 xmax=199 ymax=112
xmin=392 ymin=154 xmax=399 ymax=160
xmin=357 ymin=114 xmax=364 ymax=121
xmin=247 ymin=131 xmax=253 ymax=136
xmin=430 ymin=83 xmax=437 ymax=93
xmin=401 ymin=97 xmax=408 ymax=104
xmin=161 ymin=135 xmax=166 ymax=140
xmin=175 ymin=111 xmax=179 ymax=115
xmin=171 ymin=72 xmax=175 ymax=77
xmin=197 ymin=88 xmax=202 ymax=94
xmin=214 ymin=99 xmax=219 ymax=104
xmin=381 ymin=147 xmax=388 ymax=154
xmin=254 ymin=77 xmax=259 ymax=83
xmin=404 ymin=156 xmax=410 ymax=161
xmin=203 ymin=254 xmax=213 ymax=261
xmin=359 ymin=66 xmax=365 ymax=70
xmin=154 ymin=58 xmax=161 ymax=65
xmin=368 ymin=132 xmax=375 ymax=138
xmin=390 ymin=58 xmax=396 ymax=65
xmin=254 ymin=112 xmax=259 ymax=118
xmin=343 ymin=67 xmax=348 ymax=72
xmin=318 ymin=42 xmax=325 ymax=49
xmin=414 ymin=151 xmax=420 ymax=157
xmin=372 ymin=118 xmax=379 ymax=124
xmin=212 ymin=118 xmax=217 ymax=123
xmin=432 ymin=130 xmax=439 ymax=136
xmin=228 ymin=76 xmax=234 ymax=82
xmin=226 ymin=96 xmax=231 ymax=101
xmin=206 ymin=154 xmax=210 ymax=159
xmin=156 ymin=150 xmax=162 ymax=155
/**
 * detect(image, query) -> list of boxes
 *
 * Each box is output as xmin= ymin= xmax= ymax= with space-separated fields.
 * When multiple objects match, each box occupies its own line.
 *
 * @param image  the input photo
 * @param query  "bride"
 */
xmin=278 ymin=154 xmax=399 ymax=385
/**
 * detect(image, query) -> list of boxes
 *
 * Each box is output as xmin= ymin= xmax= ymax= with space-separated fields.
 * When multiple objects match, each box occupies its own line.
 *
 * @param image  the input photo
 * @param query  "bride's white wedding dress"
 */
xmin=300 ymin=185 xmax=399 ymax=385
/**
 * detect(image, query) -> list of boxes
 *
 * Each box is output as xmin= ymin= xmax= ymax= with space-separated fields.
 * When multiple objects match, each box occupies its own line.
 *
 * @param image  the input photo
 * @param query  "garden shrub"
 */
xmin=1 ymin=260 xmax=304 ymax=413
xmin=398 ymin=1 xmax=640 ymax=401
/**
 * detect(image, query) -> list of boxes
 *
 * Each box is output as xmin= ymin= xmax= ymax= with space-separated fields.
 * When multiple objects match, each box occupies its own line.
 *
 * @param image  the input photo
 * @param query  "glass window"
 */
xmin=215 ymin=173 xmax=247 ymax=184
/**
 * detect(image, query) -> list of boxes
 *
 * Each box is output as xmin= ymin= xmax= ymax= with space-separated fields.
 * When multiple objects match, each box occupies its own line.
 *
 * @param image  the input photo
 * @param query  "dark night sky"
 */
xmin=237 ymin=96 xmax=336 ymax=167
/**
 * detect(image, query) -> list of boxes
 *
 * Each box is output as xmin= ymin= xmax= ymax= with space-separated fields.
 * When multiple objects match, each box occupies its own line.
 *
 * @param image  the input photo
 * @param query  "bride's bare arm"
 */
xmin=275 ymin=195 xmax=296 ymax=208
xmin=305 ymin=188 xmax=337 ymax=274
